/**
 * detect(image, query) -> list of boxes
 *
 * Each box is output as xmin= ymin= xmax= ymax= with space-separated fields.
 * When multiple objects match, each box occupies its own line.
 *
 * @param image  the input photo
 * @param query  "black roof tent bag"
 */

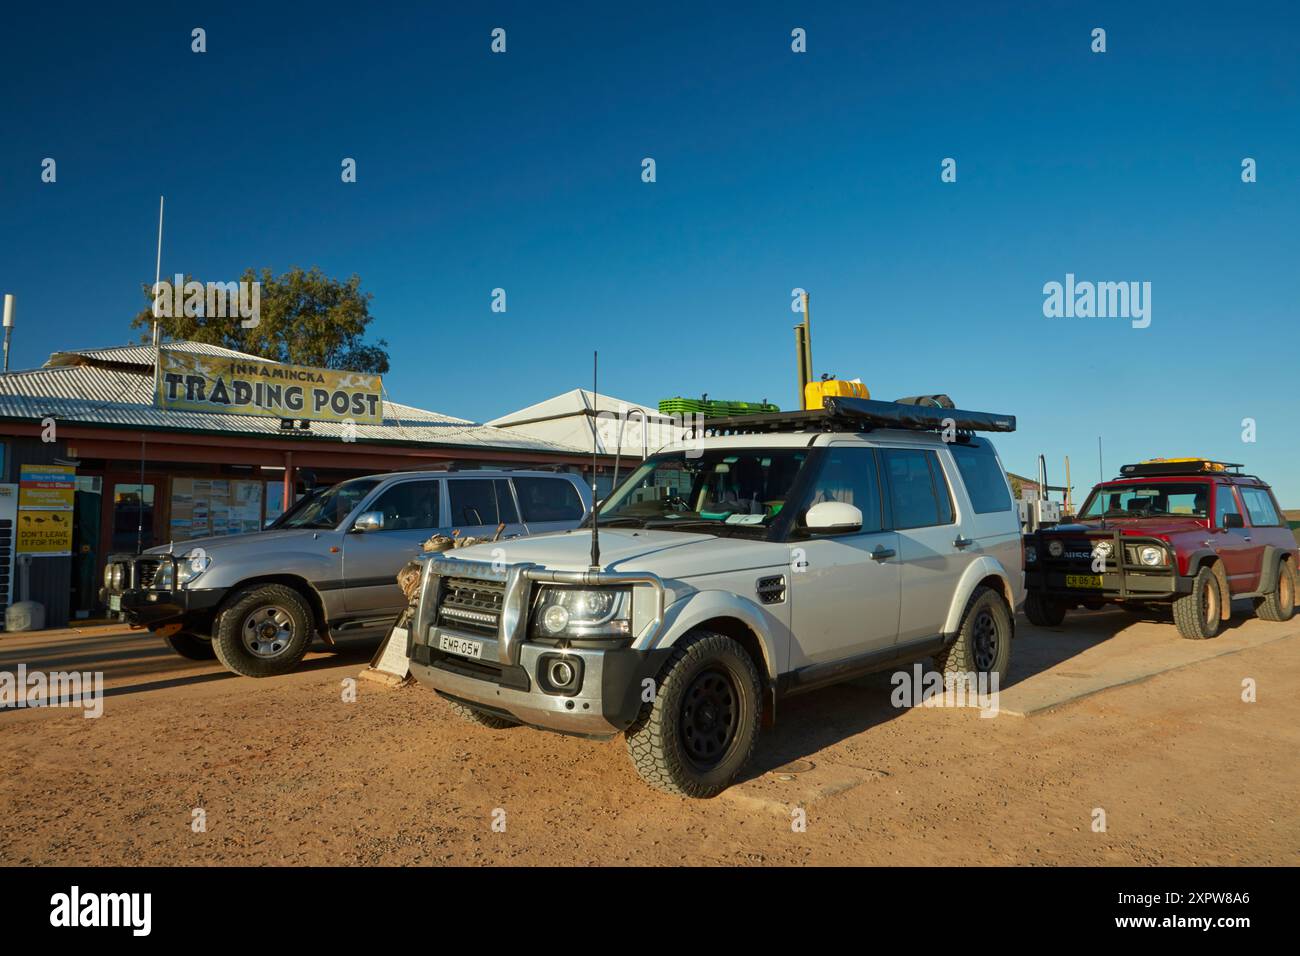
xmin=824 ymin=396 xmax=1016 ymax=433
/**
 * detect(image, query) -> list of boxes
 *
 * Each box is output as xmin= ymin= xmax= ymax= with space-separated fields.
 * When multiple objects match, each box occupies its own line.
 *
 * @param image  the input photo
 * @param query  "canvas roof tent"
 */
xmin=488 ymin=387 xmax=679 ymax=459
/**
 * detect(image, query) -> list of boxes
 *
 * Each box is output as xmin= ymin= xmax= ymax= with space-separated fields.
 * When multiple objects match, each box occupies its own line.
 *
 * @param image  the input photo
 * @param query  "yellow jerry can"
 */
xmin=804 ymin=378 xmax=869 ymax=410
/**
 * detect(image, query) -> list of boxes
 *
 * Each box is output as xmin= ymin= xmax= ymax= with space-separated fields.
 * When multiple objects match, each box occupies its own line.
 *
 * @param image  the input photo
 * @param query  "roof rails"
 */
xmin=693 ymin=396 xmax=1016 ymax=437
xmin=1118 ymin=459 xmax=1244 ymax=478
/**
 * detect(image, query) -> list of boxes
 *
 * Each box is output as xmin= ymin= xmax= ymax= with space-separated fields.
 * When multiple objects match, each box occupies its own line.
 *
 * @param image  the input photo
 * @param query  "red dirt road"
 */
xmin=1 ymin=613 xmax=1297 ymax=866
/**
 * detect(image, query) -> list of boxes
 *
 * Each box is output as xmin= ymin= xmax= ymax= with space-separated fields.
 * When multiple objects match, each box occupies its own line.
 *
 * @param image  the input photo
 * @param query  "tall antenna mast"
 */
xmin=152 ymin=196 xmax=165 ymax=399
xmin=589 ymin=351 xmax=601 ymax=571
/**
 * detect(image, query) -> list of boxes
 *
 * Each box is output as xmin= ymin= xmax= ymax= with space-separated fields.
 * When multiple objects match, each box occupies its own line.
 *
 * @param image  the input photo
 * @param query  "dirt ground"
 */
xmin=1 ymin=607 xmax=1297 ymax=866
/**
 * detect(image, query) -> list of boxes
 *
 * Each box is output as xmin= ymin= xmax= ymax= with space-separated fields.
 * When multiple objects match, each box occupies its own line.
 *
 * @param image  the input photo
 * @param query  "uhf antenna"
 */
xmin=589 ymin=351 xmax=601 ymax=571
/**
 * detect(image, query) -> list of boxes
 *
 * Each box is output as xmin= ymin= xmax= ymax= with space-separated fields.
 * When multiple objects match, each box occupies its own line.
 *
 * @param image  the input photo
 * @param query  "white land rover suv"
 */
xmin=408 ymin=397 xmax=1023 ymax=797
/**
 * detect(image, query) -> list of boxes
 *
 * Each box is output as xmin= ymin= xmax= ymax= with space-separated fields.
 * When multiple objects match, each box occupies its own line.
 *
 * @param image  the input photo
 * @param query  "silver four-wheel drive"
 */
xmin=101 ymin=469 xmax=591 ymax=677
xmin=408 ymin=397 xmax=1024 ymax=797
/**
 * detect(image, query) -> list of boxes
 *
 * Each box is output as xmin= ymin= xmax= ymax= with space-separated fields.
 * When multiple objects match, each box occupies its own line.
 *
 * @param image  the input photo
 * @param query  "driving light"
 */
xmin=1025 ymin=544 xmax=1038 ymax=564
xmin=1047 ymin=540 xmax=1064 ymax=558
xmin=531 ymin=587 xmax=632 ymax=640
xmin=1092 ymin=540 xmax=1114 ymax=558
xmin=1139 ymin=546 xmax=1166 ymax=566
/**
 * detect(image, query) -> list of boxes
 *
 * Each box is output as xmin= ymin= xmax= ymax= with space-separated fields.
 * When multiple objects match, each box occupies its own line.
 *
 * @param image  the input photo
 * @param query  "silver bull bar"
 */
xmin=413 ymin=555 xmax=667 ymax=665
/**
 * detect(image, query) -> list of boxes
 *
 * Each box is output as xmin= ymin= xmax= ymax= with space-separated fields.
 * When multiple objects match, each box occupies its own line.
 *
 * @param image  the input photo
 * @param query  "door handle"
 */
xmin=953 ymin=536 xmax=973 ymax=550
xmin=870 ymin=547 xmax=895 ymax=561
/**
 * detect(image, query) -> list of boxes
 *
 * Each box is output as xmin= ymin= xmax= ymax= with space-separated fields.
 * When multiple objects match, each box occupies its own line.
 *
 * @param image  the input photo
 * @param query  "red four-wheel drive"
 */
xmin=1024 ymin=459 xmax=1296 ymax=639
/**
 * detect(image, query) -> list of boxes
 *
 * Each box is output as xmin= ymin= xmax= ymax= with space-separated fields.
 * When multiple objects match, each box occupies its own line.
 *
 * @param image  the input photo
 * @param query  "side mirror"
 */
xmin=1223 ymin=512 xmax=1245 ymax=530
xmin=352 ymin=511 xmax=384 ymax=533
xmin=805 ymin=501 xmax=863 ymax=534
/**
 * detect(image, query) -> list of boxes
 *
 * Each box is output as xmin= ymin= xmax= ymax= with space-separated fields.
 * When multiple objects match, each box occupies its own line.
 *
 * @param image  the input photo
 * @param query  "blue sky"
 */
xmin=2 ymin=1 xmax=1297 ymax=502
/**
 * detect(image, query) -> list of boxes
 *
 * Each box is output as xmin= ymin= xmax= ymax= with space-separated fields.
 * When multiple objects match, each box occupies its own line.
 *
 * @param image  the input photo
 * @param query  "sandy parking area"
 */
xmin=1 ymin=609 xmax=1297 ymax=866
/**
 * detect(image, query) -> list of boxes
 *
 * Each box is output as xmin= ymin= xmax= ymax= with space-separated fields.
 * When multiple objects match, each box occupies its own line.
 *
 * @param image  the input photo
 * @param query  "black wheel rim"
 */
xmin=680 ymin=667 xmax=739 ymax=770
xmin=973 ymin=608 xmax=999 ymax=671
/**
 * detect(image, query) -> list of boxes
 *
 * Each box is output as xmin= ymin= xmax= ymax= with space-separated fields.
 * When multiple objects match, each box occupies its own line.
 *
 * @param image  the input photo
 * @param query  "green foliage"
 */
xmin=130 ymin=266 xmax=389 ymax=373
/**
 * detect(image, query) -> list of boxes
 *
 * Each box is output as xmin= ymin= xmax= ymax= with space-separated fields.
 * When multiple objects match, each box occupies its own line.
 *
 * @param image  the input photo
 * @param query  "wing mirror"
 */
xmin=351 ymin=511 xmax=384 ymax=533
xmin=1223 ymin=512 xmax=1245 ymax=530
xmin=805 ymin=501 xmax=863 ymax=534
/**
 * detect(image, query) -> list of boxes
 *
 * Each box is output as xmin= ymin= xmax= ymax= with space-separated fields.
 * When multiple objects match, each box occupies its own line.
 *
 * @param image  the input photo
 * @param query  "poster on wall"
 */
xmin=17 ymin=464 xmax=75 ymax=556
xmin=168 ymin=477 xmax=264 ymax=542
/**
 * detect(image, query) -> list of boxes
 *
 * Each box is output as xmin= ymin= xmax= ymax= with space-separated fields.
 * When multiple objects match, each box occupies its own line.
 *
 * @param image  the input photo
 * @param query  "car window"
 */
xmin=514 ymin=477 xmax=584 ymax=523
xmin=803 ymin=447 xmax=884 ymax=533
xmin=1214 ymin=486 xmax=1241 ymax=528
xmin=949 ymin=441 xmax=1012 ymax=514
xmin=278 ymin=477 xmax=380 ymax=529
xmin=449 ymin=478 xmax=519 ymax=526
xmin=882 ymin=448 xmax=952 ymax=529
xmin=368 ymin=480 xmax=441 ymax=531
xmin=1239 ymin=487 xmax=1281 ymax=527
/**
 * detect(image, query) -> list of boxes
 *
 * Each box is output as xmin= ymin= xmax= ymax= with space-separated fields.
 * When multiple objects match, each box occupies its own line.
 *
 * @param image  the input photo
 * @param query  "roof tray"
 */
xmin=696 ymin=396 xmax=1016 ymax=436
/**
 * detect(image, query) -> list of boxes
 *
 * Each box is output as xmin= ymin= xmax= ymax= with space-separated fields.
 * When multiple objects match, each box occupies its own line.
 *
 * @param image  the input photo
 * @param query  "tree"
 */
xmin=131 ymin=266 xmax=389 ymax=373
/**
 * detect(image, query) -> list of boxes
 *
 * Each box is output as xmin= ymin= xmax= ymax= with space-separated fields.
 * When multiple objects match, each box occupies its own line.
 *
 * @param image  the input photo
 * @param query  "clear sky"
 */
xmin=2 ymin=1 xmax=1297 ymax=503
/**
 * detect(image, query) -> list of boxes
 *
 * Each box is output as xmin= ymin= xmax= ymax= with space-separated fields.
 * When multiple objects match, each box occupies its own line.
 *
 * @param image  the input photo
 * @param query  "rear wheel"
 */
xmin=625 ymin=630 xmax=762 ymax=798
xmin=162 ymin=630 xmax=215 ymax=660
xmin=935 ymin=586 xmax=1013 ymax=685
xmin=1173 ymin=566 xmax=1222 ymax=640
xmin=1255 ymin=555 xmax=1296 ymax=623
xmin=1024 ymin=590 xmax=1067 ymax=627
xmin=212 ymin=584 xmax=316 ymax=677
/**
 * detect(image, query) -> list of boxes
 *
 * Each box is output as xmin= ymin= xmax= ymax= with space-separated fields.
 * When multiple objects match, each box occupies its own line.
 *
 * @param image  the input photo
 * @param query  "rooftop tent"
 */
xmin=488 ymin=387 xmax=676 ymax=456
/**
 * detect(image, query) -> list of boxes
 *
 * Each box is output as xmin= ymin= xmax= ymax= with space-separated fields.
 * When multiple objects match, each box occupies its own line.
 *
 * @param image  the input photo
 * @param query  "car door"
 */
xmin=342 ymin=477 xmax=446 ymax=613
xmin=1238 ymin=485 xmax=1285 ymax=591
xmin=1212 ymin=484 xmax=1257 ymax=593
xmin=446 ymin=476 xmax=527 ymax=540
xmin=786 ymin=444 xmax=901 ymax=668
xmin=880 ymin=446 xmax=970 ymax=643
xmin=512 ymin=475 xmax=588 ymax=535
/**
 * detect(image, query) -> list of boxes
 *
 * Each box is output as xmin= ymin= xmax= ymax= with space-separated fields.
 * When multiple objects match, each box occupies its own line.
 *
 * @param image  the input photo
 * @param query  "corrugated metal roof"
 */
xmin=0 ymin=345 xmax=580 ymax=454
xmin=46 ymin=341 xmax=273 ymax=368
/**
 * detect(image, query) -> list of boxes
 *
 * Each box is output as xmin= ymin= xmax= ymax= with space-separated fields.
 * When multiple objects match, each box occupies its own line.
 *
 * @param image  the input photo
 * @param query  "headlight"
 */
xmin=103 ymin=564 xmax=114 ymax=589
xmin=531 ymin=587 xmax=632 ymax=640
xmin=1025 ymin=544 xmax=1038 ymax=564
xmin=1047 ymin=539 xmax=1064 ymax=558
xmin=154 ymin=553 xmax=211 ymax=589
xmin=109 ymin=564 xmax=124 ymax=590
xmin=1139 ymin=546 xmax=1166 ymax=566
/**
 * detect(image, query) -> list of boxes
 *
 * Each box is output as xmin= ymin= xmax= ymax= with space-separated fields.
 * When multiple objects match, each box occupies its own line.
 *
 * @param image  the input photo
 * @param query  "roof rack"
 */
xmin=1118 ymin=459 xmax=1244 ymax=478
xmin=692 ymin=396 xmax=1016 ymax=437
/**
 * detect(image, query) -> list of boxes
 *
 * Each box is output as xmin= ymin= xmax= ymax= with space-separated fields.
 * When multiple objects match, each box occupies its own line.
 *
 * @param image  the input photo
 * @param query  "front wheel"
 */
xmin=1024 ymin=590 xmax=1067 ymax=627
xmin=162 ymin=630 xmax=215 ymax=661
xmin=1173 ymin=566 xmax=1223 ymax=640
xmin=625 ymin=631 xmax=762 ymax=798
xmin=212 ymin=584 xmax=316 ymax=677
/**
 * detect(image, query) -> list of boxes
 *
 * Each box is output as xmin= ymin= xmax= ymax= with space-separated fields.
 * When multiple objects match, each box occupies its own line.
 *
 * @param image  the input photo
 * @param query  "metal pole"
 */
xmin=152 ymin=196 xmax=164 ymax=400
xmin=2 ymin=293 xmax=14 ymax=373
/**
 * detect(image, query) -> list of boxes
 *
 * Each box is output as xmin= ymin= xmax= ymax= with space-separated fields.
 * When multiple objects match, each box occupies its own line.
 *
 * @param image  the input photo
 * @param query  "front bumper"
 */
xmin=101 ymin=552 xmax=226 ymax=630
xmin=1024 ymin=568 xmax=1193 ymax=602
xmin=409 ymin=556 xmax=669 ymax=738
xmin=1024 ymin=530 xmax=1192 ymax=603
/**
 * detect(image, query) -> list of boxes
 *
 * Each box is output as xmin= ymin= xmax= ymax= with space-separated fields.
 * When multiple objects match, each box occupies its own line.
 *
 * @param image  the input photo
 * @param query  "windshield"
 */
xmin=1079 ymin=482 xmax=1210 ymax=519
xmin=597 ymin=448 xmax=811 ymax=529
xmin=277 ymin=477 xmax=381 ymax=529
